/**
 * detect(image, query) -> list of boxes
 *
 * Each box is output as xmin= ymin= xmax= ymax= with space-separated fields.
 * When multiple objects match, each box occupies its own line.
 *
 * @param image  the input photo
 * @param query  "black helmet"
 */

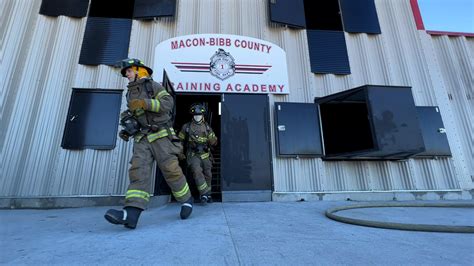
xmin=118 ymin=58 xmax=153 ymax=77
xmin=189 ymin=103 xmax=206 ymax=115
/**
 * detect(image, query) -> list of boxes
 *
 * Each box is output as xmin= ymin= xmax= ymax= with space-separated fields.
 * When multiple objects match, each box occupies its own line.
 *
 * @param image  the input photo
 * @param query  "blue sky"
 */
xmin=418 ymin=0 xmax=474 ymax=33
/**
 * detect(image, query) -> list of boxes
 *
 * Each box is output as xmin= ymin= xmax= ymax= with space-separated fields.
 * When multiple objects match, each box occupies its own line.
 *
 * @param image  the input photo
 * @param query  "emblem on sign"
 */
xmin=210 ymin=48 xmax=235 ymax=80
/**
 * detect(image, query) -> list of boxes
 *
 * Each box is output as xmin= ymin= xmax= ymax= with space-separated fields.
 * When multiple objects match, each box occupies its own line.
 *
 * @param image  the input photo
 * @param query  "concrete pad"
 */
xmin=1 ymin=201 xmax=473 ymax=265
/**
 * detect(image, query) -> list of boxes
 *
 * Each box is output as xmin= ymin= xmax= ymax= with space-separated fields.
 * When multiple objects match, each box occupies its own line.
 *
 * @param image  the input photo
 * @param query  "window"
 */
xmin=274 ymin=102 xmax=323 ymax=157
xmin=39 ymin=0 xmax=89 ymax=18
xmin=270 ymin=0 xmax=382 ymax=33
xmin=304 ymin=0 xmax=343 ymax=31
xmin=62 ymin=89 xmax=123 ymax=150
xmin=79 ymin=0 xmax=178 ymax=66
xmin=269 ymin=0 xmax=381 ymax=75
xmin=316 ymin=85 xmax=425 ymax=160
xmin=88 ymin=0 xmax=134 ymax=19
xmin=304 ymin=0 xmax=348 ymax=75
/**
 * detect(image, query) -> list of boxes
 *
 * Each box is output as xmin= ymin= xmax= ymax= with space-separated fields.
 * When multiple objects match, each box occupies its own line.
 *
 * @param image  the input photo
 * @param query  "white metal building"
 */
xmin=1 ymin=0 xmax=473 ymax=207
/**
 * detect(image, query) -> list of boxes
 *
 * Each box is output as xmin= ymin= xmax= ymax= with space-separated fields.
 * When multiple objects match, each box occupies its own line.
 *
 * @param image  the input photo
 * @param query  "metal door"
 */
xmin=220 ymin=94 xmax=273 ymax=201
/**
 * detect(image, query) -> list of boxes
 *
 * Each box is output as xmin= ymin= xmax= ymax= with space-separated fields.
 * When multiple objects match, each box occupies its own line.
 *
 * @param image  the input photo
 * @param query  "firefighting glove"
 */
xmin=119 ymin=130 xmax=130 ymax=142
xmin=128 ymin=99 xmax=147 ymax=112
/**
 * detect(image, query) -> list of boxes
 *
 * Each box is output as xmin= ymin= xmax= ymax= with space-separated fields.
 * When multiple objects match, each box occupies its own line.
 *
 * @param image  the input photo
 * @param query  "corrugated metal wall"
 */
xmin=1 ymin=0 xmax=472 ymax=198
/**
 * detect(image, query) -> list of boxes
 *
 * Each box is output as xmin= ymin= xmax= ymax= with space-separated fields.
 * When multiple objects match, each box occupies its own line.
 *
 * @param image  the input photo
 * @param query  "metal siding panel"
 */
xmin=306 ymin=30 xmax=351 ymax=75
xmin=134 ymin=0 xmax=176 ymax=19
xmin=324 ymin=161 xmax=371 ymax=191
xmin=339 ymin=0 xmax=381 ymax=34
xmin=39 ymin=0 xmax=89 ymax=18
xmin=269 ymin=0 xmax=306 ymax=28
xmin=429 ymin=36 xmax=474 ymax=176
xmin=79 ymin=17 xmax=132 ymax=66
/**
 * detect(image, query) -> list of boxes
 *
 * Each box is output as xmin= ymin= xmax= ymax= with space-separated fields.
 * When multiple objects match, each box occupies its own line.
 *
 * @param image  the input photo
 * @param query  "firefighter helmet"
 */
xmin=189 ymin=103 xmax=206 ymax=115
xmin=118 ymin=58 xmax=153 ymax=77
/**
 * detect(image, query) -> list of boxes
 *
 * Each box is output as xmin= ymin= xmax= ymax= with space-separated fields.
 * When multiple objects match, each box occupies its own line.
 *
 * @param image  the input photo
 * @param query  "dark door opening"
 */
xmin=154 ymin=93 xmax=222 ymax=202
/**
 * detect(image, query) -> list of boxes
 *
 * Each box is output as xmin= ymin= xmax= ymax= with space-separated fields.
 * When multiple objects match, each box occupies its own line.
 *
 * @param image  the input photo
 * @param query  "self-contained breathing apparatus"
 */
xmin=188 ymin=137 xmax=210 ymax=154
xmin=120 ymin=111 xmax=140 ymax=136
xmin=119 ymin=68 xmax=178 ymax=140
xmin=184 ymin=103 xmax=213 ymax=156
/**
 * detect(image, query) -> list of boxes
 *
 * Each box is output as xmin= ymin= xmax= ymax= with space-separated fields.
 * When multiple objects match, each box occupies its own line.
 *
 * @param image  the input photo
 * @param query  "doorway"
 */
xmin=154 ymin=93 xmax=273 ymax=202
xmin=154 ymin=93 xmax=222 ymax=202
xmin=175 ymin=93 xmax=222 ymax=202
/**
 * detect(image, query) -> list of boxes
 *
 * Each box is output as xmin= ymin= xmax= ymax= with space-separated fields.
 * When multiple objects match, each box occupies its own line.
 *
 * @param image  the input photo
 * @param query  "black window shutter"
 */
xmin=307 ymin=30 xmax=351 ymax=75
xmin=62 ymin=89 xmax=122 ymax=150
xmin=79 ymin=17 xmax=132 ymax=66
xmin=415 ymin=107 xmax=452 ymax=157
xmin=39 ymin=0 xmax=89 ymax=18
xmin=269 ymin=0 xmax=306 ymax=28
xmin=338 ymin=0 xmax=381 ymax=34
xmin=133 ymin=0 xmax=177 ymax=19
xmin=274 ymin=102 xmax=323 ymax=157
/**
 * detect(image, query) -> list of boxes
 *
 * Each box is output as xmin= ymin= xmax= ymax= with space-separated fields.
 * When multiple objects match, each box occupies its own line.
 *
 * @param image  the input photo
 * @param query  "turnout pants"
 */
xmin=187 ymin=155 xmax=212 ymax=196
xmin=125 ymin=137 xmax=191 ymax=210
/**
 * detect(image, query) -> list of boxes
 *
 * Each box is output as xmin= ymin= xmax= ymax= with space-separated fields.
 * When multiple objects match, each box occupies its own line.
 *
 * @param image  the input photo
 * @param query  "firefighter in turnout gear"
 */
xmin=104 ymin=59 xmax=193 ymax=229
xmin=179 ymin=103 xmax=218 ymax=204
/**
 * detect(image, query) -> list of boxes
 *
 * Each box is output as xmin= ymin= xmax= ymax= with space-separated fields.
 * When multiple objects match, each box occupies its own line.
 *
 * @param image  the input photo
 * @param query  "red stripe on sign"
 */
xmin=235 ymin=72 xmax=263 ymax=74
xmin=235 ymin=67 xmax=268 ymax=72
xmin=171 ymin=62 xmax=209 ymax=65
xmin=175 ymin=66 xmax=209 ymax=70
xmin=235 ymin=64 xmax=272 ymax=67
xmin=180 ymin=70 xmax=209 ymax=73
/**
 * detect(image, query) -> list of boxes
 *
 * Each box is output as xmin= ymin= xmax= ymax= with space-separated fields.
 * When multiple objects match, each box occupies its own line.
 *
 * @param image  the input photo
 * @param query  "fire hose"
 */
xmin=325 ymin=202 xmax=474 ymax=233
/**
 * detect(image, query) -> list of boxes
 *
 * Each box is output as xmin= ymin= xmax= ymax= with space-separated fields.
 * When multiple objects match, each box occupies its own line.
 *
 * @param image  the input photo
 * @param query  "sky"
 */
xmin=418 ymin=0 xmax=474 ymax=33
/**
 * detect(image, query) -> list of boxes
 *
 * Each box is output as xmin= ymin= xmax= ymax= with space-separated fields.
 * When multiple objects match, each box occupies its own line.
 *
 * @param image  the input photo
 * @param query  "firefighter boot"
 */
xmin=200 ymin=193 xmax=210 ymax=205
xmin=104 ymin=207 xmax=142 ymax=229
xmin=180 ymin=197 xmax=193 ymax=220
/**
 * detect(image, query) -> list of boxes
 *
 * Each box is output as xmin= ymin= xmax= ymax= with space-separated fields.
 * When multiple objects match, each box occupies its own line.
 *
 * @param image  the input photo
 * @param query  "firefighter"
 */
xmin=179 ymin=103 xmax=218 ymax=204
xmin=104 ymin=58 xmax=193 ymax=229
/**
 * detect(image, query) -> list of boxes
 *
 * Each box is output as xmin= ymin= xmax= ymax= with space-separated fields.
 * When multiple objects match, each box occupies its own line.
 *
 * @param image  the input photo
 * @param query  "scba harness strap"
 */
xmin=184 ymin=122 xmax=212 ymax=158
xmin=125 ymin=79 xmax=176 ymax=143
